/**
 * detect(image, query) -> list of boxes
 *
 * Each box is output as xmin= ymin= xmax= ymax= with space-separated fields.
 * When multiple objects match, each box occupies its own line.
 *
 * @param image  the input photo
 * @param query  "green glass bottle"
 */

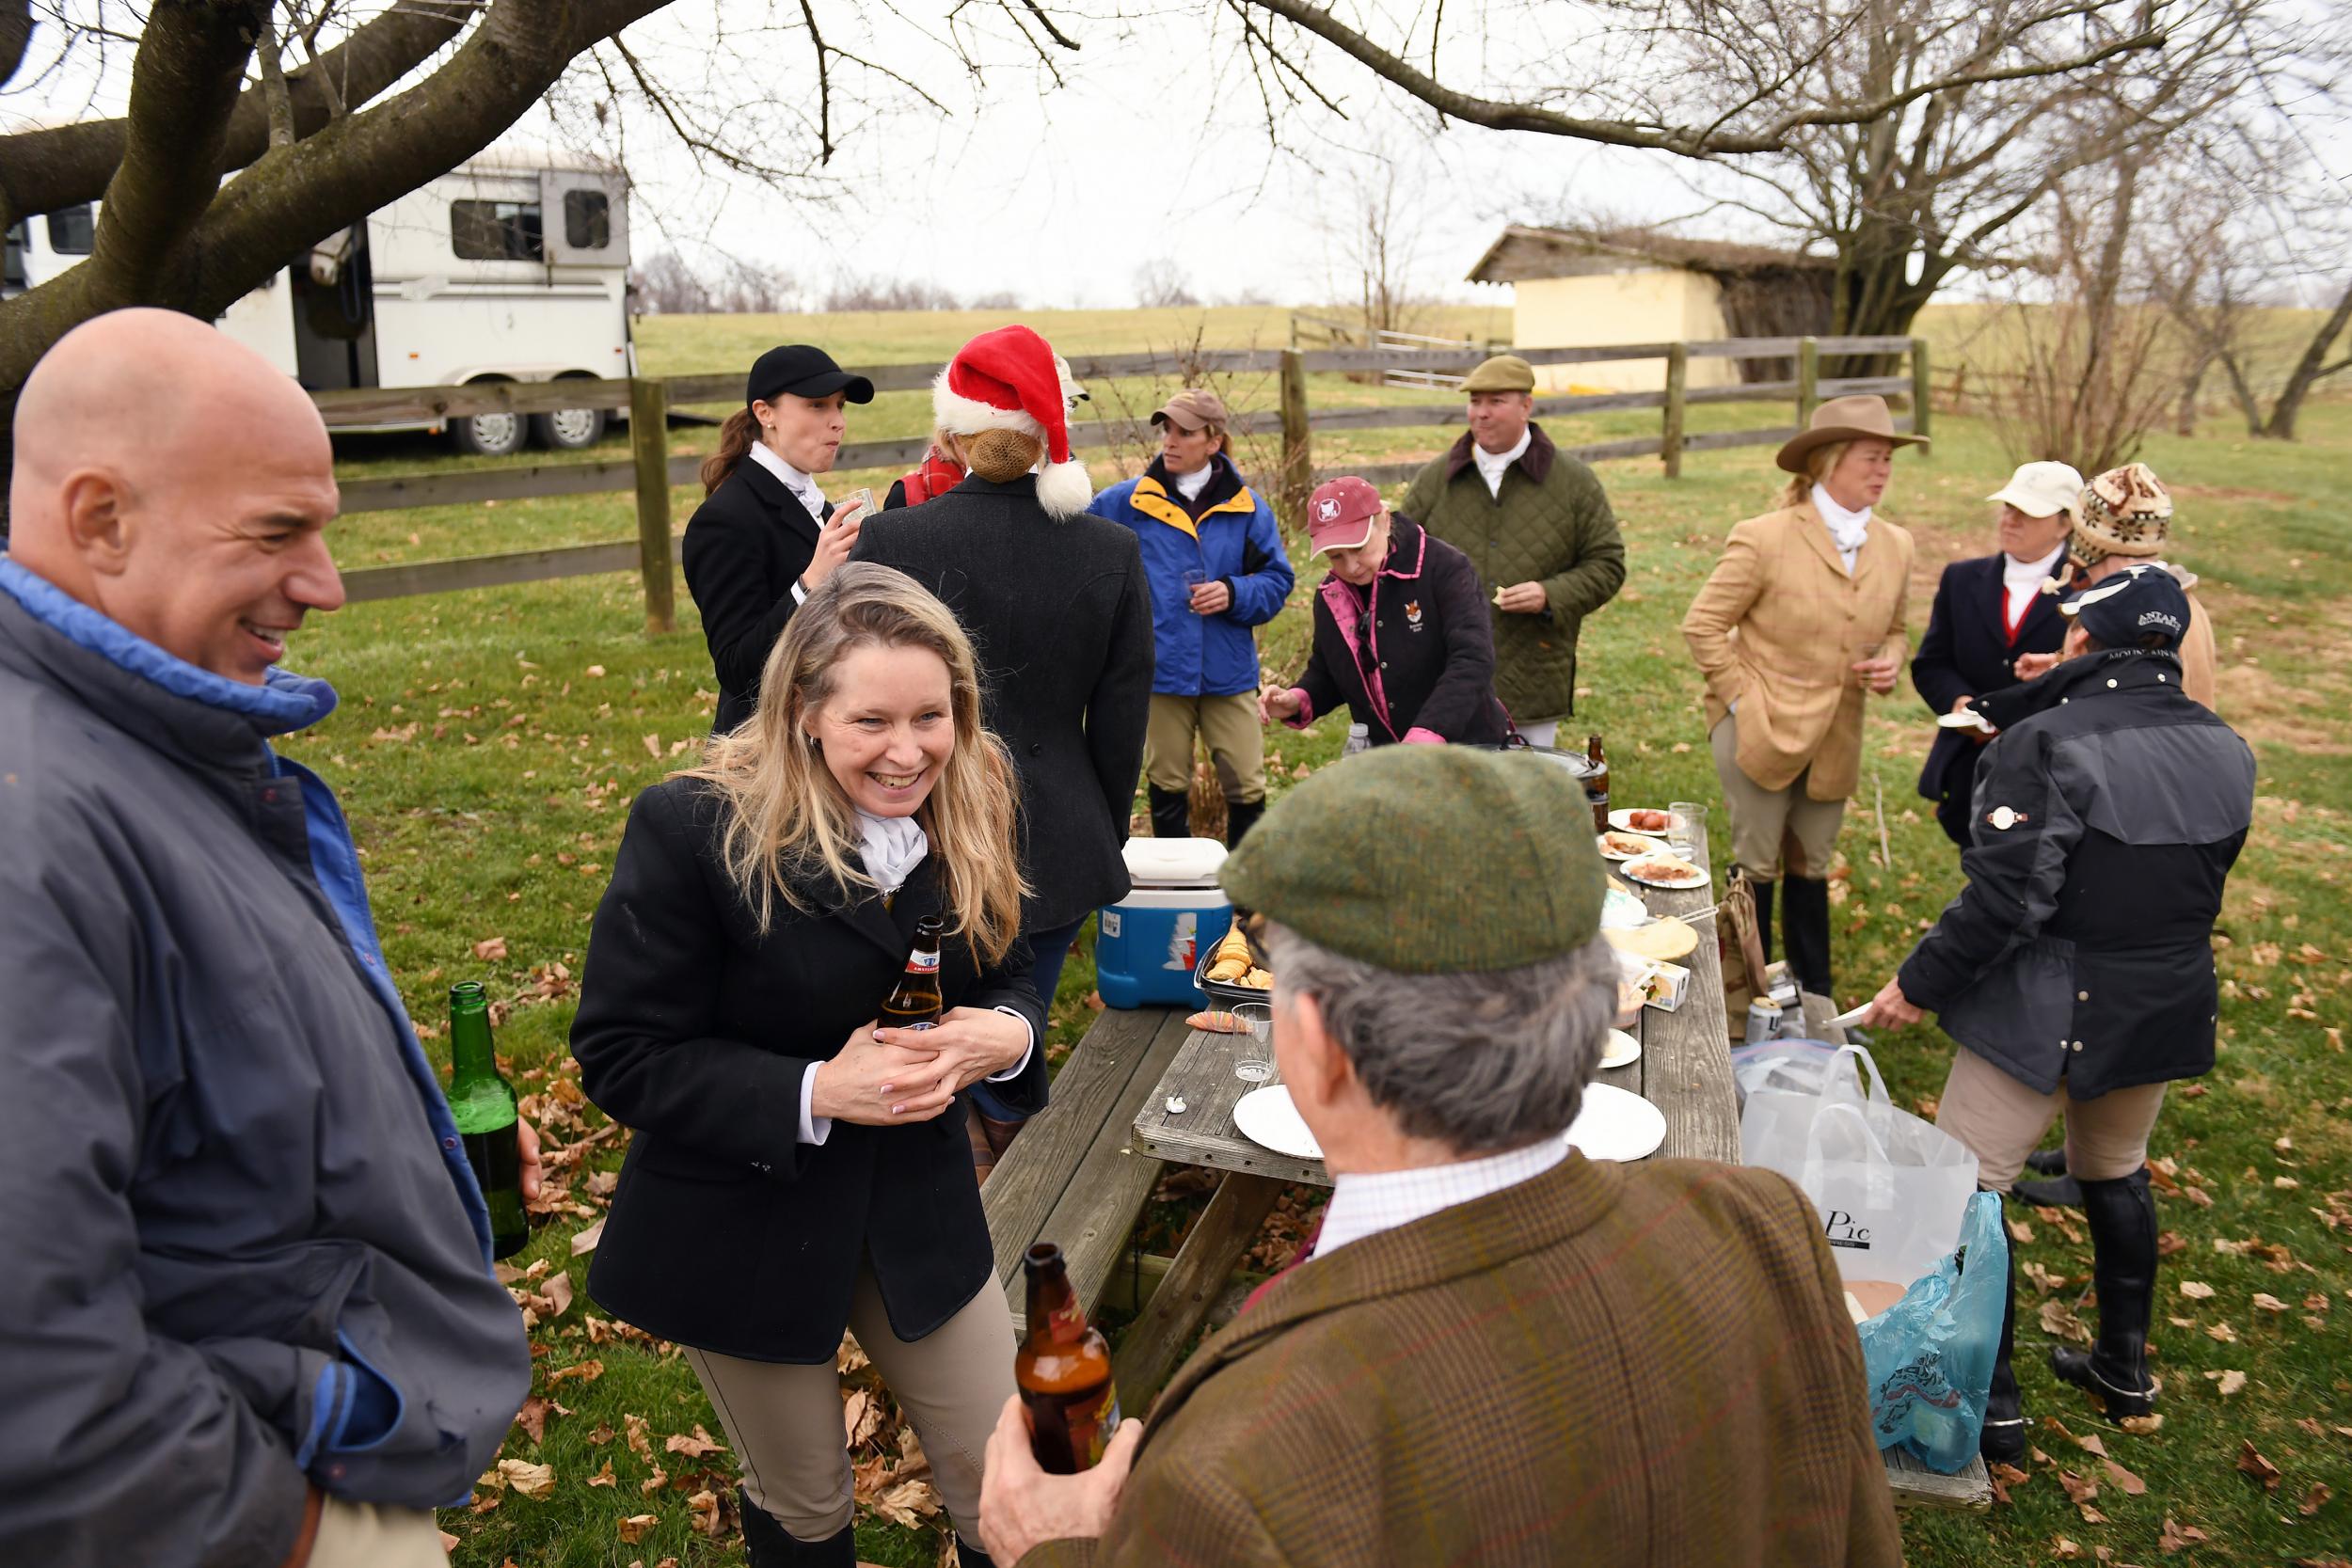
xmin=447 ymin=981 xmax=530 ymax=1259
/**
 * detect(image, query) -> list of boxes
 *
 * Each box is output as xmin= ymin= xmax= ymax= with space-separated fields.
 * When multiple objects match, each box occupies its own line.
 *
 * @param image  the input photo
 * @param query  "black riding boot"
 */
xmin=739 ymin=1493 xmax=854 ymax=1568
xmin=1781 ymin=875 xmax=1834 ymax=1001
xmin=1147 ymin=784 xmax=1192 ymax=841
xmin=1742 ymin=871 xmax=1776 ymax=967
xmin=2049 ymin=1168 xmax=2160 ymax=1419
xmin=2015 ymin=1144 xmax=2086 ymax=1207
xmin=1223 ymin=796 xmax=1264 ymax=848
xmin=1979 ymin=1191 xmax=2026 ymax=1464
xmin=956 ymin=1538 xmax=998 ymax=1568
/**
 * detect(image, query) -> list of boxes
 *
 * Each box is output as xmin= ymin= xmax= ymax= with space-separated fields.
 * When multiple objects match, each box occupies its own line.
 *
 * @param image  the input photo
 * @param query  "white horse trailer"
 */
xmin=2 ymin=150 xmax=633 ymax=455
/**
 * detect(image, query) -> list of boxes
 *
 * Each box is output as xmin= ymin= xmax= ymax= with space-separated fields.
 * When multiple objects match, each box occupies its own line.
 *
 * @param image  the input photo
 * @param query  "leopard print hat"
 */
xmin=2069 ymin=463 xmax=2173 ymax=569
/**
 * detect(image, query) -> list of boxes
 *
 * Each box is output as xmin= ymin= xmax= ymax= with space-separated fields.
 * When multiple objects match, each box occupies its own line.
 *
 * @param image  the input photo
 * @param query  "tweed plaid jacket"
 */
xmin=1681 ymin=500 xmax=1913 ymax=800
xmin=1021 ymin=1153 xmax=1902 ymax=1567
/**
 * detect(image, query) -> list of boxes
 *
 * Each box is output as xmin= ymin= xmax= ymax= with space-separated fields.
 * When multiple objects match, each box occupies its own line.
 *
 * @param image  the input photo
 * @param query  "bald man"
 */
xmin=0 ymin=310 xmax=530 ymax=1568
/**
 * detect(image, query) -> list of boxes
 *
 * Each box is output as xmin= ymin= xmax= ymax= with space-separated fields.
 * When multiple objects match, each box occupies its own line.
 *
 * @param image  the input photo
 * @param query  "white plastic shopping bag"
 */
xmin=1740 ymin=1044 xmax=1979 ymax=1288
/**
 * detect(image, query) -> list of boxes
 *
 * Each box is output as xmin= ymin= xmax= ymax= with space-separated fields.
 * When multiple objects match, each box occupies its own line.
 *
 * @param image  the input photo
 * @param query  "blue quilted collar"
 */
xmin=0 ymin=557 xmax=338 ymax=736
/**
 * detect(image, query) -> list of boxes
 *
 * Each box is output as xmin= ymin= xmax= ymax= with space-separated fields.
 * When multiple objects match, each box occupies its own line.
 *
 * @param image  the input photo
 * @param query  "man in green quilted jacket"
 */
xmin=1400 ymin=354 xmax=1627 ymax=746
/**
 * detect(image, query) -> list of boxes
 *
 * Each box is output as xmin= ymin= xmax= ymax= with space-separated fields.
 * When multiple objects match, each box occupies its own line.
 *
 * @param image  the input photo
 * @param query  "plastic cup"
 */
xmin=1232 ymin=1003 xmax=1273 ymax=1081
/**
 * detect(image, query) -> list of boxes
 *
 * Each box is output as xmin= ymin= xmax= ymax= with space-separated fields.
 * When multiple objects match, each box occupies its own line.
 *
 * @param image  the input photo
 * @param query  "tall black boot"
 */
xmin=1742 ymin=872 xmax=1777 ymax=968
xmin=1147 ymin=785 xmax=1191 ymax=842
xmin=956 ymin=1537 xmax=998 ymax=1568
xmin=2014 ymin=1145 xmax=2087 ymax=1208
xmin=2049 ymin=1168 xmax=2160 ymax=1419
xmin=1223 ymin=796 xmax=1264 ymax=848
xmin=739 ymin=1491 xmax=855 ymax=1567
xmin=1781 ymin=875 xmax=1834 ymax=1001
xmin=1979 ymin=1190 xmax=2026 ymax=1464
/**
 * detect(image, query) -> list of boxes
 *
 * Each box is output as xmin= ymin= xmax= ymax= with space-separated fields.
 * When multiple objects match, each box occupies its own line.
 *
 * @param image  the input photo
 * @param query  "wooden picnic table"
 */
xmin=1122 ymin=819 xmax=1991 ymax=1512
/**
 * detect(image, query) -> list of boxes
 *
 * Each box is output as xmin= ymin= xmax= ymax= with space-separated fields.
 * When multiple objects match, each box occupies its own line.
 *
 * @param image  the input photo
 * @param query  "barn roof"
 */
xmin=1467 ymin=225 xmax=1832 ymax=285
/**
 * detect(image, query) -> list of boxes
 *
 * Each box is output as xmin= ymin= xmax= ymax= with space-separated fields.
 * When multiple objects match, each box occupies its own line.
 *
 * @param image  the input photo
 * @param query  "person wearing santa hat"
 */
xmin=852 ymin=325 xmax=1155 ymax=1175
xmin=882 ymin=353 xmax=1090 ymax=511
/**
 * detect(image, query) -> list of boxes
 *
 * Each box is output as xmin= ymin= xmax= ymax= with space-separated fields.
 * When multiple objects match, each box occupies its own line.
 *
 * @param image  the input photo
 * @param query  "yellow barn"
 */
xmin=1467 ymin=227 xmax=1836 ymax=395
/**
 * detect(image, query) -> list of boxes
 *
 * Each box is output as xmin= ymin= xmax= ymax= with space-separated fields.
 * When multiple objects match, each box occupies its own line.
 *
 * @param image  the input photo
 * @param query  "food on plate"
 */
xmin=1239 ymin=967 xmax=1272 ymax=990
xmin=1187 ymin=1010 xmax=1253 ymax=1035
xmin=1625 ymin=808 xmax=1672 ymax=832
xmin=1204 ymin=917 xmax=1253 ymax=982
xmin=1624 ymin=854 xmax=1707 ymax=887
xmin=1602 ymin=918 xmax=1698 ymax=962
xmin=1598 ymin=830 xmax=1662 ymax=859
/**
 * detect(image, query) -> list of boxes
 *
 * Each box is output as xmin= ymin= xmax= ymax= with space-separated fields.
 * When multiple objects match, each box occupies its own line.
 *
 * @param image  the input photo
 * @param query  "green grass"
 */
xmin=284 ymin=316 xmax=2352 ymax=1566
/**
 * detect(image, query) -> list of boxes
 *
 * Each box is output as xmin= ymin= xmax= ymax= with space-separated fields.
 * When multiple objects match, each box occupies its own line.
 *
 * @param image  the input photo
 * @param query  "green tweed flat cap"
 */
xmin=1461 ymin=354 xmax=1536 ymax=393
xmin=1221 ymin=747 xmax=1607 ymax=974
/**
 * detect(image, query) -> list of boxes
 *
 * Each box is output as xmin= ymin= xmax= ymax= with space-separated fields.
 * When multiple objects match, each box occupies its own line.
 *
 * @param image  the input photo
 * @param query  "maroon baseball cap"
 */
xmin=1307 ymin=476 xmax=1384 ymax=556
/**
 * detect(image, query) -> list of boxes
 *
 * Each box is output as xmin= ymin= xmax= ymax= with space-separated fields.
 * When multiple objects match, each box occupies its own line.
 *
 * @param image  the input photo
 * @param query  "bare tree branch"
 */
xmin=1017 ymin=0 xmax=1081 ymax=50
xmin=0 ymin=0 xmax=474 ymax=230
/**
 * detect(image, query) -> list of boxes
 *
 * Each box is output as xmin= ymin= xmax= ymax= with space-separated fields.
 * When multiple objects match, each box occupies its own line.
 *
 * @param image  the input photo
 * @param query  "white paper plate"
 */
xmin=1936 ymin=710 xmax=1994 ymax=732
xmin=1608 ymin=808 xmax=1677 ymax=832
xmin=1565 ymin=1081 xmax=1668 ymax=1163
xmin=1232 ymin=1085 xmax=1325 ymax=1161
xmin=1596 ymin=831 xmax=1665 ymax=862
xmin=1620 ymin=856 xmax=1709 ymax=890
xmin=1600 ymin=1028 xmax=1643 ymax=1069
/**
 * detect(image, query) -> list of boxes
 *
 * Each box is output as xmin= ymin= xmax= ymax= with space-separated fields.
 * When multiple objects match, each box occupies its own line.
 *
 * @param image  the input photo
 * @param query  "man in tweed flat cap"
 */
xmin=980 ymin=749 xmax=1901 ymax=1567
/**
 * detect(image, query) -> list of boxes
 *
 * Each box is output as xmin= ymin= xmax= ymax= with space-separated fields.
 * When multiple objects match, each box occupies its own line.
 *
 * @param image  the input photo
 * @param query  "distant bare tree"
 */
xmin=1324 ymin=144 xmax=1428 ymax=338
xmin=821 ymin=275 xmax=961 ymax=311
xmin=631 ymin=249 xmax=713 ymax=315
xmin=1986 ymin=154 xmax=2185 ymax=475
xmin=1134 ymin=259 xmax=1199 ymax=309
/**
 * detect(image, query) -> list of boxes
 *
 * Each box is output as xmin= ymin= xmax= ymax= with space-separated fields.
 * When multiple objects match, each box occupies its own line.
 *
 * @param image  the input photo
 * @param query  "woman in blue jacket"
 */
xmin=1087 ymin=388 xmax=1295 ymax=845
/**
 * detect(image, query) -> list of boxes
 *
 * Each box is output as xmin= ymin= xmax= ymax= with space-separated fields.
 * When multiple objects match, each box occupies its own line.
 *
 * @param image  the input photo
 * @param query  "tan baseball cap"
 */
xmin=1151 ymin=388 xmax=1230 ymax=431
xmin=1986 ymin=461 xmax=2084 ymax=520
xmin=1461 ymin=355 xmax=1536 ymax=393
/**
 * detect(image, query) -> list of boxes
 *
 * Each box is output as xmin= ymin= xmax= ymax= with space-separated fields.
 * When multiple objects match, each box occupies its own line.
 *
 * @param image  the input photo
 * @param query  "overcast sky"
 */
xmin=8 ymin=2 xmax=2348 ymax=310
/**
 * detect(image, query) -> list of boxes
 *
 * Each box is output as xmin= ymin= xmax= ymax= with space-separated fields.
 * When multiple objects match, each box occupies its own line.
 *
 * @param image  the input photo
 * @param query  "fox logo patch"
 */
xmin=1404 ymin=600 xmax=1424 ymax=631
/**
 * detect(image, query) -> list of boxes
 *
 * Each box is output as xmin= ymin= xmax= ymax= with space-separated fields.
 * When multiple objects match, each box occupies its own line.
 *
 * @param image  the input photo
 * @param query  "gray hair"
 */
xmin=1263 ymin=924 xmax=1619 ymax=1157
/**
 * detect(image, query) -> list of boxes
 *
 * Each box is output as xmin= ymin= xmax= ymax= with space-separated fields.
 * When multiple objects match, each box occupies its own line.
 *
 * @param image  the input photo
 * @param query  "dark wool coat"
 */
xmin=1910 ymin=553 xmax=2069 ymax=846
xmin=851 ymin=473 xmax=1155 ymax=927
xmin=1898 ymin=648 xmax=2255 ymax=1100
xmin=1023 ymin=1154 xmax=1902 ymax=1567
xmin=1399 ymin=423 xmax=1627 ymax=726
xmin=1285 ymin=516 xmax=1509 ymax=746
xmin=682 ymin=459 xmax=827 ymax=735
xmin=572 ymin=778 xmax=1048 ymax=1362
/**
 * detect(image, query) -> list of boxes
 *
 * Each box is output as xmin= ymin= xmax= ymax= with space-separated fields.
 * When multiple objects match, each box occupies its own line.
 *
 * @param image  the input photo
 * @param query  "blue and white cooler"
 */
xmin=1093 ymin=838 xmax=1232 ymax=1010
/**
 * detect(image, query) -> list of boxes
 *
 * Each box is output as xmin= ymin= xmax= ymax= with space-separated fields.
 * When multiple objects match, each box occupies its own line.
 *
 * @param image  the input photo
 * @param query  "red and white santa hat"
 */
xmin=933 ymin=325 xmax=1093 ymax=517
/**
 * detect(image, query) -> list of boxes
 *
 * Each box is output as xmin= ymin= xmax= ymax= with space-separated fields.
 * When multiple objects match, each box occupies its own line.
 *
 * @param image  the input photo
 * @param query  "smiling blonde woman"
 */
xmin=572 ymin=563 xmax=1042 ymax=1567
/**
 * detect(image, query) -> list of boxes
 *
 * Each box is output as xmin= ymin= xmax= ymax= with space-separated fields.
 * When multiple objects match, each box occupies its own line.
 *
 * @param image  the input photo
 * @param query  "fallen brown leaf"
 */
xmin=540 ymin=1274 xmax=574 ymax=1320
xmin=2053 ymin=1538 xmax=2085 ymax=1560
xmin=587 ymin=1422 xmax=616 ymax=1446
xmin=548 ymin=1357 xmax=603 ymax=1386
xmin=473 ymin=936 xmax=509 ymax=962
xmin=2074 ymin=1431 xmax=2110 ymax=1459
xmin=867 ymin=1477 xmax=945 ymax=1529
xmin=2178 ymin=1280 xmax=2216 ymax=1300
xmin=641 ymin=1462 xmax=667 ymax=1496
xmin=665 ymin=1424 xmax=726 ymax=1459
xmin=2251 ymin=1291 xmax=2290 ymax=1312
xmin=2102 ymin=1457 xmax=2147 ymax=1496
xmin=2120 ymin=1415 xmax=2166 ymax=1435
xmin=688 ymin=1488 xmax=724 ymax=1537
xmin=2058 ymin=1469 xmax=2101 ymax=1506
xmin=844 ymin=1387 xmax=882 ymax=1449
xmin=2206 ymin=1369 xmax=2248 ymax=1397
xmin=572 ymin=1216 xmax=606 ymax=1256
xmin=2301 ymin=1481 xmax=2333 ymax=1517
xmin=588 ymin=1458 xmax=616 ymax=1487
xmin=2238 ymin=1440 xmax=2282 ymax=1492
xmin=617 ymin=1513 xmax=658 ymax=1544
xmin=496 ymin=1458 xmax=556 ymax=1500
xmin=514 ymin=1396 xmax=552 ymax=1445
xmin=2041 ymin=1298 xmax=2095 ymax=1345
xmin=2205 ymin=1321 xmax=2239 ymax=1343
xmin=438 ymin=1531 xmax=459 ymax=1554
xmin=626 ymin=1412 xmax=655 ymax=1462
xmin=2158 ymin=1515 xmax=2207 ymax=1553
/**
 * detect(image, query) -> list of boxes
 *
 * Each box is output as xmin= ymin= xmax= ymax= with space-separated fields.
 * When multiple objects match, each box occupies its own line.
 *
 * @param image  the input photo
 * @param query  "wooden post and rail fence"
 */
xmin=322 ymin=334 xmax=1928 ymax=630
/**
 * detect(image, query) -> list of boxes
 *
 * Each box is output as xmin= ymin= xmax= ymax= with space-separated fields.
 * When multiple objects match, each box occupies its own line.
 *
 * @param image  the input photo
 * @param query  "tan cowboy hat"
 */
xmin=1773 ymin=394 xmax=1929 ymax=475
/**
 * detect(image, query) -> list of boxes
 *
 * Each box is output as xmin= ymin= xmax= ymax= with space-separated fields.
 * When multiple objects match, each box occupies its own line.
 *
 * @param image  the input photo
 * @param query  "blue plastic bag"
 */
xmin=1855 ymin=1190 xmax=2008 ymax=1473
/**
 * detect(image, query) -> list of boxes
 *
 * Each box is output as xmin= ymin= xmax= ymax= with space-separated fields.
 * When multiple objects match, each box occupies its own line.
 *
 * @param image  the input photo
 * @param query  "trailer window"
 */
xmin=46 ymin=204 xmax=96 ymax=256
xmin=450 ymin=199 xmax=544 ymax=261
xmin=4 ymin=223 xmax=24 ymax=288
xmin=564 ymin=190 xmax=612 ymax=251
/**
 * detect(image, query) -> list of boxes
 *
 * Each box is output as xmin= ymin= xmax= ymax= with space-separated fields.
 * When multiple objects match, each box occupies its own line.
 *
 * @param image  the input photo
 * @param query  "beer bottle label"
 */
xmin=906 ymin=950 xmax=941 ymax=974
xmin=1029 ymin=1380 xmax=1120 ymax=1470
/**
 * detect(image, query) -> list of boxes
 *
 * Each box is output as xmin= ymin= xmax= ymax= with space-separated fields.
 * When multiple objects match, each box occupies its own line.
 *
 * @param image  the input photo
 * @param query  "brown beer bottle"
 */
xmin=881 ymin=914 xmax=945 ymax=1031
xmin=1585 ymin=733 xmax=1611 ymax=834
xmin=1017 ymin=1242 xmax=1120 ymax=1474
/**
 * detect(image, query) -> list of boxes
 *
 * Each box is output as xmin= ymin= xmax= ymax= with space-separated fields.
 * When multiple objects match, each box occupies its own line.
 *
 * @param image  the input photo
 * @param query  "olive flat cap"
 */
xmin=1461 ymin=354 xmax=1536 ymax=393
xmin=1221 ymin=747 xmax=1608 ymax=974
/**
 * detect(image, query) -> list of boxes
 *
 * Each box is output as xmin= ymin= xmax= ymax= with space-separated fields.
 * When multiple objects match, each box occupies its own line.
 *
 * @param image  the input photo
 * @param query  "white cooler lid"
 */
xmin=1122 ymin=836 xmax=1228 ymax=889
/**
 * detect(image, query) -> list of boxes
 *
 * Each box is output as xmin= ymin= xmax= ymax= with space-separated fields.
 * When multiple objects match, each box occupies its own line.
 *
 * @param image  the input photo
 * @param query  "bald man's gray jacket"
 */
xmin=0 ymin=562 xmax=530 ymax=1566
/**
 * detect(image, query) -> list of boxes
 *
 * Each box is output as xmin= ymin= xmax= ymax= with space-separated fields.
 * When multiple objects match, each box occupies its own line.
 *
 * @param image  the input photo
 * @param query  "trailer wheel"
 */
xmin=449 ymin=408 xmax=525 ymax=457
xmin=532 ymin=406 xmax=607 ymax=450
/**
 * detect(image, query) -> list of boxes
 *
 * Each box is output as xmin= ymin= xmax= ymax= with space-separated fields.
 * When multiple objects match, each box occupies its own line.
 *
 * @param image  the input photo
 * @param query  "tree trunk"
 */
xmin=2260 ymin=278 xmax=2352 ymax=440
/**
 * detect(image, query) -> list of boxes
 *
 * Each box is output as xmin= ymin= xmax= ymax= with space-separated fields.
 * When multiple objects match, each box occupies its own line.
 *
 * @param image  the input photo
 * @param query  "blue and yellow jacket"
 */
xmin=1088 ymin=453 xmax=1295 ymax=697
